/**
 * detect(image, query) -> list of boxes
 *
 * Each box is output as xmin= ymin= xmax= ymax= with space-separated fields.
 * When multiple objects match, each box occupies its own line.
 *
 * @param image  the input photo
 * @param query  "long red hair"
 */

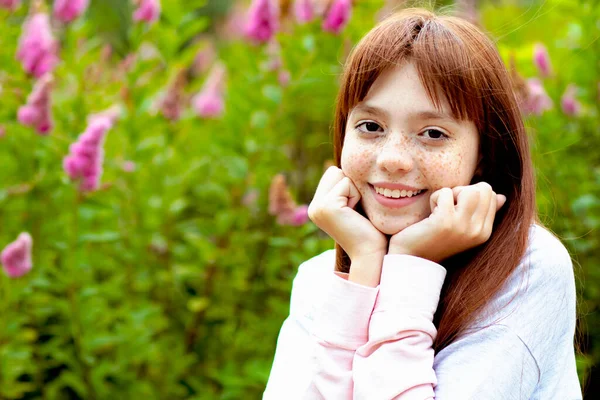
xmin=332 ymin=9 xmax=536 ymax=352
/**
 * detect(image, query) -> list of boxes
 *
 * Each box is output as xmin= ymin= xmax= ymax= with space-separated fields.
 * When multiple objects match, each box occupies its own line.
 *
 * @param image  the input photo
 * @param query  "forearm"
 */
xmin=307 ymin=270 xmax=380 ymax=398
xmin=353 ymin=255 xmax=446 ymax=399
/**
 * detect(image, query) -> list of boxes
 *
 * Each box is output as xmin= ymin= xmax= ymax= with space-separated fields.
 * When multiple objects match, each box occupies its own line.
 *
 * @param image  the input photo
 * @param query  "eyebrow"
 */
xmin=351 ymin=104 xmax=459 ymax=124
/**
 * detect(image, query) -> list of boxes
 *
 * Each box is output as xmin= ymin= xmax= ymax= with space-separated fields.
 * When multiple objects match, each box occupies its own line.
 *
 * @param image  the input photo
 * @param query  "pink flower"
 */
xmin=53 ymin=0 xmax=89 ymax=23
xmin=88 ymin=104 xmax=121 ymax=126
xmin=192 ymin=63 xmax=226 ymax=118
xmin=262 ymin=39 xmax=283 ymax=72
xmin=63 ymin=111 xmax=119 ymax=192
xmin=122 ymin=160 xmax=136 ymax=172
xmin=242 ymin=189 xmax=259 ymax=210
xmin=1 ymin=232 xmax=33 ymax=278
xmin=289 ymin=204 xmax=309 ymax=226
xmin=160 ymin=70 xmax=187 ymax=121
xmin=278 ymin=204 xmax=309 ymax=226
xmin=192 ymin=92 xmax=224 ymax=118
xmin=133 ymin=0 xmax=161 ymax=24
xmin=16 ymin=13 xmax=59 ymax=78
xmin=561 ymin=84 xmax=582 ymax=117
xmin=322 ymin=0 xmax=352 ymax=34
xmin=192 ymin=41 xmax=216 ymax=76
xmin=268 ymin=174 xmax=309 ymax=226
xmin=278 ymin=70 xmax=291 ymax=86
xmin=0 ymin=0 xmax=20 ymax=10
xmin=268 ymin=174 xmax=295 ymax=216
xmin=18 ymin=74 xmax=53 ymax=135
xmin=294 ymin=0 xmax=315 ymax=23
xmin=533 ymin=43 xmax=553 ymax=78
xmin=522 ymin=78 xmax=553 ymax=116
xmin=244 ymin=0 xmax=280 ymax=44
xmin=216 ymin=2 xmax=246 ymax=41
xmin=0 ymin=125 xmax=6 ymax=138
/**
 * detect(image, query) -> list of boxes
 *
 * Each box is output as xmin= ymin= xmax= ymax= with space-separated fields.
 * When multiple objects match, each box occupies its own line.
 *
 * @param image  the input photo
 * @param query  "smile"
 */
xmin=373 ymin=186 xmax=423 ymax=198
xmin=369 ymin=185 xmax=427 ymax=209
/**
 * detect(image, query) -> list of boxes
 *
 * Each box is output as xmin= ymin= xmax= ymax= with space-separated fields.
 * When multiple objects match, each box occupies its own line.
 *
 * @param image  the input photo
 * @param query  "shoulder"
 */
xmin=523 ymin=224 xmax=574 ymax=278
xmin=294 ymin=249 xmax=336 ymax=284
xmin=478 ymin=224 xmax=577 ymax=355
xmin=487 ymin=224 xmax=576 ymax=317
xmin=288 ymin=249 xmax=336 ymax=320
xmin=516 ymin=224 xmax=577 ymax=307
xmin=454 ymin=224 xmax=580 ymax=388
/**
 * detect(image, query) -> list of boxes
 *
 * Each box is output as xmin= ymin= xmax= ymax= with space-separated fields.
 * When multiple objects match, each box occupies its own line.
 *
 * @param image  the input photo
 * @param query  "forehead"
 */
xmin=351 ymin=62 xmax=455 ymax=120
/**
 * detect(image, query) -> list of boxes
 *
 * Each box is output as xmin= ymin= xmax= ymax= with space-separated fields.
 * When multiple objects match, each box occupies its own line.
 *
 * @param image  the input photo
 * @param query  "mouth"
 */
xmin=369 ymin=184 xmax=428 ymax=209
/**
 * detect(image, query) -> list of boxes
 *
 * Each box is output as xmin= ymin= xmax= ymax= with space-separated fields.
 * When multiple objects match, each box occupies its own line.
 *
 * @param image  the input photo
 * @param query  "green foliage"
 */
xmin=0 ymin=0 xmax=598 ymax=398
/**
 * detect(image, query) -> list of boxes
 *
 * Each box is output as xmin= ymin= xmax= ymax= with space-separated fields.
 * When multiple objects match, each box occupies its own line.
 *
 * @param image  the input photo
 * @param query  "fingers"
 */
xmin=312 ymin=166 xmax=344 ymax=202
xmin=309 ymin=167 xmax=362 ymax=224
xmin=455 ymin=183 xmax=506 ymax=241
xmin=483 ymin=193 xmax=507 ymax=235
xmin=470 ymin=183 xmax=493 ymax=223
xmin=483 ymin=192 xmax=497 ymax=236
xmin=455 ymin=185 xmax=481 ymax=218
xmin=440 ymin=183 xmax=507 ymax=240
xmin=329 ymin=176 xmax=361 ymax=209
xmin=430 ymin=187 xmax=454 ymax=215
xmin=496 ymin=194 xmax=507 ymax=211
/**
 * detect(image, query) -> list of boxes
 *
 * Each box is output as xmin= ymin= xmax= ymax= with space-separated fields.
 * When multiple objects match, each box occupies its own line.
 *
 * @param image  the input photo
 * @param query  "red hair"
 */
xmin=332 ymin=8 xmax=536 ymax=351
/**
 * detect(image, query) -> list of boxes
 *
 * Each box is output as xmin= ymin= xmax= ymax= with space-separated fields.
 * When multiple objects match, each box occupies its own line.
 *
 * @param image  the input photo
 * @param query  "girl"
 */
xmin=264 ymin=8 xmax=581 ymax=400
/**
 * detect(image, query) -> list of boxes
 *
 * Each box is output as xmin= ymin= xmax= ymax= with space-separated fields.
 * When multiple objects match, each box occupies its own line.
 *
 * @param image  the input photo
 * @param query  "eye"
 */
xmin=356 ymin=121 xmax=384 ymax=134
xmin=421 ymin=128 xmax=449 ymax=141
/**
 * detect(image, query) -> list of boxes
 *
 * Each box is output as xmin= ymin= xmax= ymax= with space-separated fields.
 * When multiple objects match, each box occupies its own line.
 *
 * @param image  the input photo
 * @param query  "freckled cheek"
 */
xmin=340 ymin=143 xmax=374 ymax=180
xmin=417 ymin=147 xmax=473 ymax=189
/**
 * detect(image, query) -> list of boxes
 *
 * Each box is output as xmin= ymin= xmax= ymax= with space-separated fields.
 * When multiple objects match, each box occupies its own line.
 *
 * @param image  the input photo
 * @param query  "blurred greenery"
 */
xmin=0 ymin=0 xmax=598 ymax=398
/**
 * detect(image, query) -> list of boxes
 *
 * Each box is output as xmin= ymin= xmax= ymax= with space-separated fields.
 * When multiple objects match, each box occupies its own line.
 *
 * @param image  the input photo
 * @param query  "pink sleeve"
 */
xmin=307 ymin=271 xmax=379 ymax=398
xmin=308 ymin=255 xmax=446 ymax=399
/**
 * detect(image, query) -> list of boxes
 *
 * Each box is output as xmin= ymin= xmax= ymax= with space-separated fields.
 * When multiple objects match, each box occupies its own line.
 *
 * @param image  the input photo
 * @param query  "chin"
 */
xmin=372 ymin=218 xmax=419 ymax=236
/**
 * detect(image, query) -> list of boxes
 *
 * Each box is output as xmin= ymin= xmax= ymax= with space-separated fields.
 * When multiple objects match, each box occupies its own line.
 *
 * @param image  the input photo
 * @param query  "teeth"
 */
xmin=375 ymin=186 xmax=423 ymax=199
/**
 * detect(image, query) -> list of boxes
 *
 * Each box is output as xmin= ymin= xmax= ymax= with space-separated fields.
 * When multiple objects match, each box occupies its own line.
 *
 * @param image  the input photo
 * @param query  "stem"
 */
xmin=67 ymin=191 xmax=96 ymax=400
xmin=184 ymin=236 xmax=228 ymax=354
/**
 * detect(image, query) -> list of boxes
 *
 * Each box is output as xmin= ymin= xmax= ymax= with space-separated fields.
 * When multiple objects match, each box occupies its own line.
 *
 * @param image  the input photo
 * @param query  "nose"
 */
xmin=376 ymin=135 xmax=414 ymax=173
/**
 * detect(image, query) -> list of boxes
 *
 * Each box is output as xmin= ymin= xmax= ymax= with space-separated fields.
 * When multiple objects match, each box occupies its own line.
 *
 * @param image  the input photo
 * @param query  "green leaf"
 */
xmin=78 ymin=232 xmax=121 ymax=244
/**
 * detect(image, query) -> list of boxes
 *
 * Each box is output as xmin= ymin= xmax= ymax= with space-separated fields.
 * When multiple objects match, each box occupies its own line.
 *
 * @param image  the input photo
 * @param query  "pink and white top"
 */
xmin=264 ymin=225 xmax=581 ymax=399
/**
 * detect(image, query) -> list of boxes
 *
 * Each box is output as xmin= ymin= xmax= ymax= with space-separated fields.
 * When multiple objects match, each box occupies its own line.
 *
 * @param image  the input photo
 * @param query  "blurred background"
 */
xmin=0 ymin=0 xmax=598 ymax=398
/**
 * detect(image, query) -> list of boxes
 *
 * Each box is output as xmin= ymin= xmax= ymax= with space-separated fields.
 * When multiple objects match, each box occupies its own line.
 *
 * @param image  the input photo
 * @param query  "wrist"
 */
xmin=348 ymin=253 xmax=384 ymax=288
xmin=387 ymin=244 xmax=413 ymax=256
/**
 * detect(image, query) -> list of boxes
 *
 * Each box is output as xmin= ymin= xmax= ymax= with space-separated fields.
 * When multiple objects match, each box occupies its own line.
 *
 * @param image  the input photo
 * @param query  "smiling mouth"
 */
xmin=371 ymin=185 xmax=428 ymax=199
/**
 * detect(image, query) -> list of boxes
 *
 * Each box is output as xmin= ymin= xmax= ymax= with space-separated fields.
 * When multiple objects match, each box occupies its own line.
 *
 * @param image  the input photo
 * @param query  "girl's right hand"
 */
xmin=308 ymin=167 xmax=388 ymax=262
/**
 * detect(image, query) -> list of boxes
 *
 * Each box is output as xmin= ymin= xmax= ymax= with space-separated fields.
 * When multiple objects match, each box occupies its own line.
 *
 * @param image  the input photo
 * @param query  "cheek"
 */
xmin=418 ymin=146 xmax=478 ymax=188
xmin=340 ymin=141 xmax=374 ymax=179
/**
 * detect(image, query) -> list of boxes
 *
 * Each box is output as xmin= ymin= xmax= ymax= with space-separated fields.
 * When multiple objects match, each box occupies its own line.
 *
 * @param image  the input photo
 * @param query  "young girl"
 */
xmin=264 ymin=8 xmax=581 ymax=400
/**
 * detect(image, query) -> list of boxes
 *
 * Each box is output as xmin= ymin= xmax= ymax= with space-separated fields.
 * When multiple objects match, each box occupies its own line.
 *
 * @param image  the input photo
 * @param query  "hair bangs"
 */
xmin=338 ymin=10 xmax=494 ymax=134
xmin=412 ymin=18 xmax=486 ymax=127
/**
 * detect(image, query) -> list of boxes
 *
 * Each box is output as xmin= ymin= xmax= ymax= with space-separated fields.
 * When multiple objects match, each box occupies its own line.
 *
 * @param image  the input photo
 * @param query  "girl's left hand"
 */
xmin=388 ymin=182 xmax=507 ymax=263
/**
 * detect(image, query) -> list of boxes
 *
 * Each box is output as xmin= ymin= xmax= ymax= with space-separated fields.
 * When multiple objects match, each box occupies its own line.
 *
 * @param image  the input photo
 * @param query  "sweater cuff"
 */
xmin=311 ymin=272 xmax=379 ymax=349
xmin=374 ymin=255 xmax=446 ymax=316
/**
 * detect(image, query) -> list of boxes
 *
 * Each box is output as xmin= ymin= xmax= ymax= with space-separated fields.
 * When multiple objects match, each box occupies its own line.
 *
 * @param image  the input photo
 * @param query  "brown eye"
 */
xmin=356 ymin=121 xmax=383 ymax=134
xmin=423 ymin=129 xmax=448 ymax=140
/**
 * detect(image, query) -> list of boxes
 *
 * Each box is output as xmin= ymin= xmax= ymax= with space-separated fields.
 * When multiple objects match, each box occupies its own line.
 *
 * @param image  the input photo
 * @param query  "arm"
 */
xmin=307 ymin=254 xmax=541 ymax=400
xmin=304 ymin=255 xmax=381 ymax=399
xmin=305 ymin=254 xmax=445 ymax=399
xmin=352 ymin=254 xmax=446 ymax=399
xmin=263 ymin=251 xmax=381 ymax=400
